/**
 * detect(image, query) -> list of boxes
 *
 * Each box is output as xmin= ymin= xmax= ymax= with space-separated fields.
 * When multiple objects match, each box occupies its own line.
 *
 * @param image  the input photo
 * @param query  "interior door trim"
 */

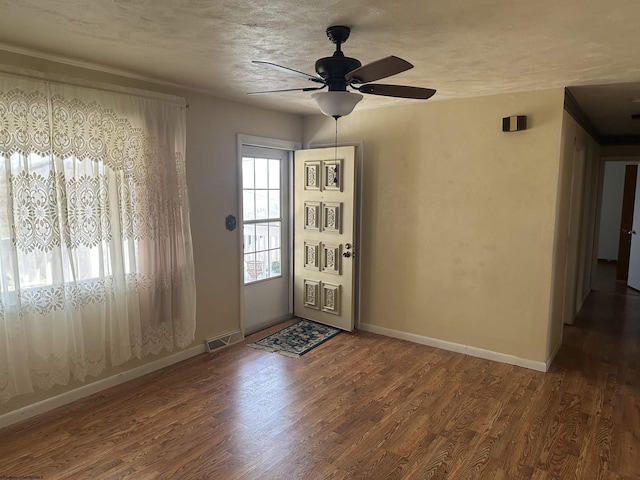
xmin=238 ymin=134 xmax=302 ymax=151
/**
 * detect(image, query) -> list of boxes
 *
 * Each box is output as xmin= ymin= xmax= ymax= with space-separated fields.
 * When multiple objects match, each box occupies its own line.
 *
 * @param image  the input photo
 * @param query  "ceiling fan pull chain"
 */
xmin=334 ymin=118 xmax=339 ymax=162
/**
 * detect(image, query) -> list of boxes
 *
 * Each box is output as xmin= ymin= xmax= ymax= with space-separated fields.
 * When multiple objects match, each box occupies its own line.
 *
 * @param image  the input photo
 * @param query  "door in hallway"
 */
xmin=627 ymin=167 xmax=640 ymax=291
xmin=617 ymin=165 xmax=637 ymax=280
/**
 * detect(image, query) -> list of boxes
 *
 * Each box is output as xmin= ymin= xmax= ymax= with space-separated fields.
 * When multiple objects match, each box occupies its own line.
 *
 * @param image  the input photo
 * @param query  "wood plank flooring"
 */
xmin=1 ymin=285 xmax=639 ymax=478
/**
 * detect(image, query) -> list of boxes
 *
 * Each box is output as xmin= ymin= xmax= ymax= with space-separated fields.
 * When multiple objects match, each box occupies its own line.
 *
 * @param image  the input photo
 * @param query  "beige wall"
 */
xmin=304 ymin=89 xmax=566 ymax=363
xmin=0 ymin=51 xmax=303 ymax=415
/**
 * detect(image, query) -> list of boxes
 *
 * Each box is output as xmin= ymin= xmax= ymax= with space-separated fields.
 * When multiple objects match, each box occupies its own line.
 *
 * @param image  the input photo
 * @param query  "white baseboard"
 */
xmin=0 ymin=344 xmax=206 ymax=430
xmin=358 ymin=323 xmax=548 ymax=372
xmin=243 ymin=313 xmax=296 ymax=336
xmin=545 ymin=337 xmax=562 ymax=371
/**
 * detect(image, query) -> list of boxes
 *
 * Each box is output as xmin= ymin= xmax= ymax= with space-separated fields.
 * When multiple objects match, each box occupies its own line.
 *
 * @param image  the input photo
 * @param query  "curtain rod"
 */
xmin=0 ymin=68 xmax=189 ymax=108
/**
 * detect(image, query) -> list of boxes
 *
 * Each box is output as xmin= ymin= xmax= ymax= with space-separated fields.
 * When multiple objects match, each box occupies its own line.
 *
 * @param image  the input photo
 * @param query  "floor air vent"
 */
xmin=204 ymin=330 xmax=242 ymax=353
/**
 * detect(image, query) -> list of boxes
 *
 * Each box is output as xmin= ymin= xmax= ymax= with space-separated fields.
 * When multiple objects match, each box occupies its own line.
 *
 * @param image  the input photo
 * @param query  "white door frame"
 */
xmin=562 ymin=140 xmax=586 ymax=325
xmin=237 ymin=135 xmax=301 ymax=336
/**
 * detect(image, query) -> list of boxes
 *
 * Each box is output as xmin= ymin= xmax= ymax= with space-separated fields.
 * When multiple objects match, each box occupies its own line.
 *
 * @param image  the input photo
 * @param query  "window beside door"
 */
xmin=242 ymin=156 xmax=282 ymax=283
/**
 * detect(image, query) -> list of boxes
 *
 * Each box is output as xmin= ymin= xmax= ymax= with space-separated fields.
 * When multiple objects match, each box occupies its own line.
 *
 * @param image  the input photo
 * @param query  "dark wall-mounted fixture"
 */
xmin=225 ymin=215 xmax=237 ymax=231
xmin=502 ymin=115 xmax=527 ymax=132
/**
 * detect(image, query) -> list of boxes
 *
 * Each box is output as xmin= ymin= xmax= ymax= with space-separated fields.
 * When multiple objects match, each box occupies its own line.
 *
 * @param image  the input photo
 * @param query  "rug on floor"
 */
xmin=248 ymin=319 xmax=341 ymax=357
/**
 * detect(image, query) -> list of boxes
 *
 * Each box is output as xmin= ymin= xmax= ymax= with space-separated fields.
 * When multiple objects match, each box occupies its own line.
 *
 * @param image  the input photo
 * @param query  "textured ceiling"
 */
xmin=1 ymin=0 xmax=640 ymax=132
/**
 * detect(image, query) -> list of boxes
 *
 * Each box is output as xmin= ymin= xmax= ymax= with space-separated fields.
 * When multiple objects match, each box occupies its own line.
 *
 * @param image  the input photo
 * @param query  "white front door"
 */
xmin=628 ymin=172 xmax=640 ymax=291
xmin=294 ymin=146 xmax=357 ymax=331
xmin=241 ymin=145 xmax=292 ymax=334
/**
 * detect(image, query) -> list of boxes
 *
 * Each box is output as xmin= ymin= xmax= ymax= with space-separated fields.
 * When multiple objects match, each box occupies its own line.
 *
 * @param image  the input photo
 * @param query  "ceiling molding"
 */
xmin=599 ymin=134 xmax=640 ymax=146
xmin=564 ymin=88 xmax=640 ymax=146
xmin=0 ymin=42 xmax=213 ymax=97
xmin=563 ymin=88 xmax=602 ymax=143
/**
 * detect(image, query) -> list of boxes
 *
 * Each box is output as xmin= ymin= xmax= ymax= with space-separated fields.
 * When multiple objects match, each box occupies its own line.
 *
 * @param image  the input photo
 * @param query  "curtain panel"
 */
xmin=0 ymin=73 xmax=196 ymax=404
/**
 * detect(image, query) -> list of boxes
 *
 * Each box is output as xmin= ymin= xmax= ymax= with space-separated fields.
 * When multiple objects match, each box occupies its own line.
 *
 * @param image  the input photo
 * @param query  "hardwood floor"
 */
xmin=592 ymin=260 xmax=640 ymax=297
xmin=1 ymin=287 xmax=639 ymax=478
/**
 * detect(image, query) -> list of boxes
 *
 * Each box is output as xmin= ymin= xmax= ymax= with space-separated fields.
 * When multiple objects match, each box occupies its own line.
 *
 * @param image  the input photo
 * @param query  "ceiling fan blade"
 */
xmin=357 ymin=84 xmax=436 ymax=99
xmin=252 ymin=61 xmax=325 ymax=84
xmin=247 ymin=86 xmax=326 ymax=95
xmin=345 ymin=56 xmax=413 ymax=84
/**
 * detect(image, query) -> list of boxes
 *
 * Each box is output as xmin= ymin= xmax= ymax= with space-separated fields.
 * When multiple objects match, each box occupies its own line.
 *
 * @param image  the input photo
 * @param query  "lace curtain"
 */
xmin=0 ymin=73 xmax=196 ymax=404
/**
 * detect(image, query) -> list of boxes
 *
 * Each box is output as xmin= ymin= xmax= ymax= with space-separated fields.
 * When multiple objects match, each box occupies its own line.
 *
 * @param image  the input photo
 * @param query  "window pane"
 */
xmin=269 ymin=159 xmax=280 ymax=189
xmin=243 ymin=224 xmax=256 ymax=253
xmin=0 ymin=155 xmax=9 ymax=239
xmin=242 ymin=153 xmax=285 ymax=284
xmin=70 ymin=245 xmax=104 ymax=280
xmin=255 ymin=158 xmax=268 ymax=189
xmin=243 ymin=190 xmax=255 ymax=221
xmin=16 ymin=249 xmax=53 ymax=287
xmin=269 ymin=249 xmax=281 ymax=278
xmin=0 ymin=239 xmax=15 ymax=289
xmin=269 ymin=190 xmax=280 ymax=218
xmin=255 ymin=190 xmax=269 ymax=220
xmin=269 ymin=221 xmax=281 ymax=249
xmin=242 ymin=157 xmax=254 ymax=189
xmin=255 ymin=250 xmax=269 ymax=279
xmin=255 ymin=223 xmax=269 ymax=251
xmin=244 ymin=253 xmax=256 ymax=283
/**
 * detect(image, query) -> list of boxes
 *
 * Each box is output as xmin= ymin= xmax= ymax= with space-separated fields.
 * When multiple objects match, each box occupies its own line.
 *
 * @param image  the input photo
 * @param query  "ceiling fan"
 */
xmin=250 ymin=25 xmax=436 ymax=118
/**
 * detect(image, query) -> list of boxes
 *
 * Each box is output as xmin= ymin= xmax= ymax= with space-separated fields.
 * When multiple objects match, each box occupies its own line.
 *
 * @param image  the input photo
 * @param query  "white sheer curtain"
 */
xmin=0 ymin=73 xmax=196 ymax=404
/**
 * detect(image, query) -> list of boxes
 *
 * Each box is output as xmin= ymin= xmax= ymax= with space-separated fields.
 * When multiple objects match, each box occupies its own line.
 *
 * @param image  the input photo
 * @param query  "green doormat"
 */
xmin=248 ymin=319 xmax=341 ymax=357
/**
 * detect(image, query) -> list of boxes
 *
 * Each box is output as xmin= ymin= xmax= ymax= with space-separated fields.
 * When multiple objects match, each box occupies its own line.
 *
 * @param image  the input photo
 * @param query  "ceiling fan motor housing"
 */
xmin=315 ymin=54 xmax=361 ymax=91
xmin=315 ymin=25 xmax=362 ymax=91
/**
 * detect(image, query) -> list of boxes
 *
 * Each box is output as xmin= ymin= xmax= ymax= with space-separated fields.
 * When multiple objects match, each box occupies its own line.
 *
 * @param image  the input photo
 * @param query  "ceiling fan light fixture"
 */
xmin=312 ymin=91 xmax=363 ymax=118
